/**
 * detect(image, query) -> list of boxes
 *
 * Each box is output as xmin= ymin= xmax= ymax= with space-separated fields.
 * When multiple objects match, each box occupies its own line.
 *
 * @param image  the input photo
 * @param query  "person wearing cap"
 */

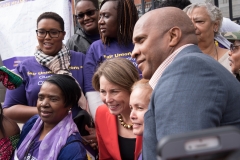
xmin=222 ymin=31 xmax=240 ymax=81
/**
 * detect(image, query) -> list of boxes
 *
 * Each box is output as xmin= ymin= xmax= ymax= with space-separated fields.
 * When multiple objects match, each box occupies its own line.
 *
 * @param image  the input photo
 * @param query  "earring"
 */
xmin=120 ymin=25 xmax=122 ymax=34
xmin=68 ymin=108 xmax=72 ymax=114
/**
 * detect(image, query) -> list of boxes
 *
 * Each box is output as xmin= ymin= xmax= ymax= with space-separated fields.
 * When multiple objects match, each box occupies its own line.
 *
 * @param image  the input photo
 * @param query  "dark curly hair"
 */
xmin=37 ymin=12 xmax=65 ymax=31
xmin=76 ymin=0 xmax=99 ymax=9
xmin=44 ymin=75 xmax=81 ymax=108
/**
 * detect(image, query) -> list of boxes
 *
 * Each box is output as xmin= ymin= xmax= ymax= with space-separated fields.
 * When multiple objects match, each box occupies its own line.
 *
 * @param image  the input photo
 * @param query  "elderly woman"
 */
xmin=129 ymin=79 xmax=152 ymax=160
xmin=222 ymin=31 xmax=240 ymax=81
xmin=0 ymin=66 xmax=22 ymax=160
xmin=184 ymin=2 xmax=231 ymax=71
xmin=83 ymin=0 xmax=139 ymax=119
xmin=92 ymin=58 xmax=142 ymax=160
xmin=13 ymin=74 xmax=87 ymax=159
xmin=66 ymin=0 xmax=100 ymax=54
xmin=3 ymin=12 xmax=86 ymax=123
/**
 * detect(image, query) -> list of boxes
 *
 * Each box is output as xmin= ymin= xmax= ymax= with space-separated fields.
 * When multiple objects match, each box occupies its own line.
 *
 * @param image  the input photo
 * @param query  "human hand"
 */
xmin=82 ymin=125 xmax=98 ymax=149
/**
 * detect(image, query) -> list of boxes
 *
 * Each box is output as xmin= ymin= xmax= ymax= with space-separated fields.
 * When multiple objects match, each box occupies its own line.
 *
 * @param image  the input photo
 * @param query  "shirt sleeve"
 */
xmin=58 ymin=134 xmax=87 ymax=160
xmin=83 ymin=45 xmax=98 ymax=93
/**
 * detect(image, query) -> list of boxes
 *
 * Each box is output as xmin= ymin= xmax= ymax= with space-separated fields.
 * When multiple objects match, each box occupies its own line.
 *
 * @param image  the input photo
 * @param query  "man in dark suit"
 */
xmin=131 ymin=7 xmax=240 ymax=159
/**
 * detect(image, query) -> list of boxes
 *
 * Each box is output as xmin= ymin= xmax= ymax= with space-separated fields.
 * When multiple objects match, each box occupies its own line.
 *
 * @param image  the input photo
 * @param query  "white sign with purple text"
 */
xmin=0 ymin=0 xmax=74 ymax=69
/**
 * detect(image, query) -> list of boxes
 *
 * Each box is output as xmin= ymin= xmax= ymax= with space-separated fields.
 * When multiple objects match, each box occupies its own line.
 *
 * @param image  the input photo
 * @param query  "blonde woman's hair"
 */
xmin=131 ymin=79 xmax=152 ymax=102
xmin=92 ymin=58 xmax=139 ymax=93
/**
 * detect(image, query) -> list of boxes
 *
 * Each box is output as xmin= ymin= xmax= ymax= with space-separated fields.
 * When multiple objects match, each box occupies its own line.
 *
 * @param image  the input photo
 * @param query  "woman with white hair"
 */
xmin=184 ymin=2 xmax=231 ymax=71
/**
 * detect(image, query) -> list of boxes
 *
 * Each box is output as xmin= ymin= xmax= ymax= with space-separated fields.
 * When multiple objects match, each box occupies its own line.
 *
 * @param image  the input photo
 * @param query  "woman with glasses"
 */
xmin=66 ymin=0 xmax=100 ymax=54
xmin=184 ymin=2 xmax=231 ymax=71
xmin=222 ymin=31 xmax=240 ymax=81
xmin=13 ymin=74 xmax=87 ymax=160
xmin=84 ymin=0 xmax=139 ymax=119
xmin=3 ymin=12 xmax=85 ymax=123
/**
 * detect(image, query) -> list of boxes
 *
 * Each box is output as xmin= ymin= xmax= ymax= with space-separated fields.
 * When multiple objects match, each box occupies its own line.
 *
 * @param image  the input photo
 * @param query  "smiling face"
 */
xmin=132 ymin=18 xmax=170 ymax=79
xmin=99 ymin=76 xmax=130 ymax=115
xmin=37 ymin=82 xmax=70 ymax=128
xmin=187 ymin=7 xmax=218 ymax=45
xmin=98 ymin=1 xmax=118 ymax=38
xmin=130 ymin=87 xmax=150 ymax=135
xmin=229 ymin=40 xmax=240 ymax=74
xmin=37 ymin=18 xmax=65 ymax=56
xmin=76 ymin=1 xmax=99 ymax=35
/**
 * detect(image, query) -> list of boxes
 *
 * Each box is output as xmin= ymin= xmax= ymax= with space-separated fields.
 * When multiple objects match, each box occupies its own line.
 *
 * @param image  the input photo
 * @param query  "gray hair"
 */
xmin=183 ymin=2 xmax=223 ymax=35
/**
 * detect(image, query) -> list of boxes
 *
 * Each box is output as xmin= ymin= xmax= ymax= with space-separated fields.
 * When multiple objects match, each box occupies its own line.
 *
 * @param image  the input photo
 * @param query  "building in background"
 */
xmin=134 ymin=0 xmax=240 ymax=23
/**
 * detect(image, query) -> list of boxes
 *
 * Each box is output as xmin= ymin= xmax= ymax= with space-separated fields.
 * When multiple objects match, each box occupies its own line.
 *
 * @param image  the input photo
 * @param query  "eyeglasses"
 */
xmin=36 ymin=29 xmax=64 ymax=38
xmin=75 ymin=9 xmax=98 ymax=19
xmin=230 ymin=44 xmax=240 ymax=52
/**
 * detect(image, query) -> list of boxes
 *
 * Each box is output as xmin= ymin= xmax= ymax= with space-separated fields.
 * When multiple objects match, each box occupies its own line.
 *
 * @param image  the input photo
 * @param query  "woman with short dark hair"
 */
xmin=66 ymin=0 xmax=100 ymax=54
xmin=3 ymin=12 xmax=86 ymax=123
xmin=13 ymin=74 xmax=87 ymax=160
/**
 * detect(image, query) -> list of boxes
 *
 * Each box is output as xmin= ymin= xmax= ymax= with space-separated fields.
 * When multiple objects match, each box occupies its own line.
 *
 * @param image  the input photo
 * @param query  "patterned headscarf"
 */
xmin=0 ymin=66 xmax=23 ymax=89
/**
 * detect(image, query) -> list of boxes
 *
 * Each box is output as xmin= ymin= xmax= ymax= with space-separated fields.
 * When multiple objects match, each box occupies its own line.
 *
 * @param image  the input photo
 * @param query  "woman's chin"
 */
xmin=108 ymin=108 xmax=121 ymax=115
xmin=109 ymin=109 xmax=121 ymax=115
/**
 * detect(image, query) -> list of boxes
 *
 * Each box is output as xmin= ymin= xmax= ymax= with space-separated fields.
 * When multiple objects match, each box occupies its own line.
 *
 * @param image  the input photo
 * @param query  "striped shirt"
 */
xmin=149 ymin=44 xmax=193 ymax=89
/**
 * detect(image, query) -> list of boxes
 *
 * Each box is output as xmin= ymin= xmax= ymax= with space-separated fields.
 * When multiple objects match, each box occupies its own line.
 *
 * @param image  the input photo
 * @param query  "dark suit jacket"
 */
xmin=143 ymin=45 xmax=240 ymax=159
xmin=96 ymin=104 xmax=142 ymax=160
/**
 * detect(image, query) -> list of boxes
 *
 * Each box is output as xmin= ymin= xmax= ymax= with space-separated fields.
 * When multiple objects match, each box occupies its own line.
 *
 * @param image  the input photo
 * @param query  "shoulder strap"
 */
xmin=59 ymin=139 xmax=82 ymax=152
xmin=58 ymin=139 xmax=87 ymax=159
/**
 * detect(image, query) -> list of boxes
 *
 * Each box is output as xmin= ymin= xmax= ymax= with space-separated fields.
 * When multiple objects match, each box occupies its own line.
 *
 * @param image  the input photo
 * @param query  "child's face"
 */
xmin=229 ymin=40 xmax=240 ymax=74
xmin=130 ymin=87 xmax=150 ymax=136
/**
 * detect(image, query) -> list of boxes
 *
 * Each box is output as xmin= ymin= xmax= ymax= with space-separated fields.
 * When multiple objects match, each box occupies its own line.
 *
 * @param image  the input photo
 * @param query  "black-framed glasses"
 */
xmin=36 ymin=29 xmax=63 ymax=38
xmin=230 ymin=44 xmax=240 ymax=52
xmin=75 ymin=9 xmax=98 ymax=19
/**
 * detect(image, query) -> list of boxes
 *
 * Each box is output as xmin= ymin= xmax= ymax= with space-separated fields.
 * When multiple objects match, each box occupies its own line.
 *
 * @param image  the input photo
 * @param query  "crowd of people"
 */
xmin=1 ymin=0 xmax=240 ymax=159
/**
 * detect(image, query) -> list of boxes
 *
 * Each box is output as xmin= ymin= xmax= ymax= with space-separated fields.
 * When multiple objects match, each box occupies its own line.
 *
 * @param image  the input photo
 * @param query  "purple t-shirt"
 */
xmin=3 ymin=51 xmax=85 ymax=117
xmin=83 ymin=39 xmax=140 ymax=92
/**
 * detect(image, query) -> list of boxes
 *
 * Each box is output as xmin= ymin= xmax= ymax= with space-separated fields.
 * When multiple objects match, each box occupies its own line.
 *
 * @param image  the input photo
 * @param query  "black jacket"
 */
xmin=66 ymin=28 xmax=93 ymax=54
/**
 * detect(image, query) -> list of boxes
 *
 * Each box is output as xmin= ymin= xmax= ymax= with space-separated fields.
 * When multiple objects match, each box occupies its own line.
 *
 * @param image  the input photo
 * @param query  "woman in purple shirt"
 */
xmin=84 ymin=0 xmax=139 ymax=119
xmin=3 ymin=12 xmax=85 ymax=123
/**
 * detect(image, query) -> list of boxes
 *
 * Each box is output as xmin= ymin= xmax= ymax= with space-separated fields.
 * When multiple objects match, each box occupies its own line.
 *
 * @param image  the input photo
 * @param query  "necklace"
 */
xmin=118 ymin=114 xmax=133 ymax=130
xmin=214 ymin=41 xmax=219 ymax=61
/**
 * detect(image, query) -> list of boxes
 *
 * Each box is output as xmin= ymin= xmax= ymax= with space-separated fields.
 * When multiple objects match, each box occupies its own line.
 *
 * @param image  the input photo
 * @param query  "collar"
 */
xmin=149 ymin=44 xmax=193 ymax=89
